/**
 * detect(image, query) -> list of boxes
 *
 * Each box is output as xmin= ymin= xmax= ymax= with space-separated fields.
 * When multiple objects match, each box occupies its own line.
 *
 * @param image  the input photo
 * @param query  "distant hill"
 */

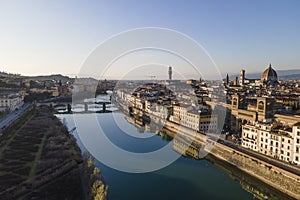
xmin=1 ymin=70 xmax=102 ymax=83
xmin=279 ymin=73 xmax=300 ymax=80
xmin=0 ymin=71 xmax=22 ymax=78
xmin=25 ymin=74 xmax=72 ymax=83
xmin=75 ymin=77 xmax=98 ymax=83
xmin=229 ymin=69 xmax=300 ymax=80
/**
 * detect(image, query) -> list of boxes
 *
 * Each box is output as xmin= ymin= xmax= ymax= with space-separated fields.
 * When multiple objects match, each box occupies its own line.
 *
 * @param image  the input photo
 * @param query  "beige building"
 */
xmin=231 ymin=94 xmax=275 ymax=134
xmin=29 ymin=87 xmax=59 ymax=97
xmin=170 ymin=104 xmax=218 ymax=133
xmin=274 ymin=114 xmax=300 ymax=126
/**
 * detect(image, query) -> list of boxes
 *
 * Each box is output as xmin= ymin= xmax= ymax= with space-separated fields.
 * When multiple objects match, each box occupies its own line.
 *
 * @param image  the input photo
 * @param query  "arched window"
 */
xmin=258 ymin=101 xmax=264 ymax=111
xmin=233 ymin=98 xmax=237 ymax=106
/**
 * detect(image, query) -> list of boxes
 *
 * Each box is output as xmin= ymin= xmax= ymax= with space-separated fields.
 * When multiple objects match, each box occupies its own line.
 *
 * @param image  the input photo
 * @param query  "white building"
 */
xmin=242 ymin=122 xmax=300 ymax=165
xmin=0 ymin=93 xmax=24 ymax=112
xmin=292 ymin=124 xmax=300 ymax=165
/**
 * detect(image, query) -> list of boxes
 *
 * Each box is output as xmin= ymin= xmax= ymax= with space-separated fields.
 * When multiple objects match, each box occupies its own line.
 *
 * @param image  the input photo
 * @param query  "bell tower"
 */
xmin=232 ymin=94 xmax=240 ymax=110
xmin=168 ymin=66 xmax=172 ymax=80
xmin=239 ymin=69 xmax=245 ymax=86
xmin=257 ymin=97 xmax=274 ymax=121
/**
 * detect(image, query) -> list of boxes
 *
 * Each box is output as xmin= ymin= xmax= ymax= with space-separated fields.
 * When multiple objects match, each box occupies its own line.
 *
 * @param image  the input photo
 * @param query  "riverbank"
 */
xmin=205 ymin=154 xmax=294 ymax=200
xmin=0 ymin=106 xmax=107 ymax=200
xmin=129 ymin=106 xmax=300 ymax=199
xmin=169 ymin=123 xmax=300 ymax=199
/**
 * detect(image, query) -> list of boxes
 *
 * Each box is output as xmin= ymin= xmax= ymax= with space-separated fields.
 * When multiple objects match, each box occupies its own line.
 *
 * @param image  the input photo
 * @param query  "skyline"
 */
xmin=0 ymin=0 xmax=300 ymax=78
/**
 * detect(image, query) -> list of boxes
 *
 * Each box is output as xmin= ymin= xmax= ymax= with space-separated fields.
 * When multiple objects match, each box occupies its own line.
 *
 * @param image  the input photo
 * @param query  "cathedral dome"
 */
xmin=261 ymin=64 xmax=278 ymax=82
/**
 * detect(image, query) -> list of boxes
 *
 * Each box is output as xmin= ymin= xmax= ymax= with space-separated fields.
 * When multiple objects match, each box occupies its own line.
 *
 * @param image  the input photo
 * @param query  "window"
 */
xmin=296 ymin=156 xmax=299 ymax=161
xmin=287 ymin=152 xmax=290 ymax=156
xmin=297 ymin=139 xmax=300 ymax=144
xmin=296 ymin=147 xmax=299 ymax=153
xmin=258 ymin=101 xmax=264 ymax=111
xmin=282 ymin=138 xmax=285 ymax=142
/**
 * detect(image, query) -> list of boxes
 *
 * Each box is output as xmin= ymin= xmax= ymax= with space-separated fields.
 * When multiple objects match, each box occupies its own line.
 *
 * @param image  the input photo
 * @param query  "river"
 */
xmin=57 ymin=112 xmax=290 ymax=200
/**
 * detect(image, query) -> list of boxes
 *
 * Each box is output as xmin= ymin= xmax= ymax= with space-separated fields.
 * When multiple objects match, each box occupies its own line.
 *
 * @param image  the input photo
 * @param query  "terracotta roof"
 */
xmin=261 ymin=64 xmax=278 ymax=81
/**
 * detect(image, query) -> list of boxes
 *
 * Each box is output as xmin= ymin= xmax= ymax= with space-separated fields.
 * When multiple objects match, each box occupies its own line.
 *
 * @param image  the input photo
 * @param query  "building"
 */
xmin=230 ymin=94 xmax=275 ymax=134
xmin=261 ymin=64 xmax=278 ymax=83
xmin=274 ymin=114 xmax=300 ymax=126
xmin=275 ymin=97 xmax=299 ymax=110
xmin=168 ymin=66 xmax=172 ymax=80
xmin=239 ymin=69 xmax=245 ymax=86
xmin=233 ymin=76 xmax=238 ymax=86
xmin=292 ymin=124 xmax=300 ymax=165
xmin=29 ymin=87 xmax=59 ymax=97
xmin=170 ymin=104 xmax=218 ymax=133
xmin=225 ymin=74 xmax=229 ymax=86
xmin=0 ymin=93 xmax=23 ymax=112
xmin=242 ymin=122 xmax=300 ymax=165
xmin=225 ymin=63 xmax=279 ymax=88
xmin=58 ymin=85 xmax=69 ymax=96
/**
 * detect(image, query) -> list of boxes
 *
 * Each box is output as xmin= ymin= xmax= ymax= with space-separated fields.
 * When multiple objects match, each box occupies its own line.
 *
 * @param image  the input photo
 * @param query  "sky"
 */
xmin=0 ymin=0 xmax=300 ymax=79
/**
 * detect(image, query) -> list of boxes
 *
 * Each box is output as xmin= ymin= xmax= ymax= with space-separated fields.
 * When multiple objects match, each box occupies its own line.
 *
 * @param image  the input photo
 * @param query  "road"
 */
xmin=0 ymin=103 xmax=32 ymax=131
xmin=217 ymin=138 xmax=300 ymax=176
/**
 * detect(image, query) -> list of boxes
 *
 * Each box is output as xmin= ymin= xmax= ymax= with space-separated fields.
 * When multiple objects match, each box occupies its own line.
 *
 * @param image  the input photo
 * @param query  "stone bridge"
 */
xmin=37 ymin=101 xmax=111 ymax=112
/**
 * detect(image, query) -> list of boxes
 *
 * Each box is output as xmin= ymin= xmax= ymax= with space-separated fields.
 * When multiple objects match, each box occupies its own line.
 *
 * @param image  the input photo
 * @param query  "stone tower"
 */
xmin=226 ymin=74 xmax=229 ymax=85
xmin=168 ymin=66 xmax=172 ymax=80
xmin=239 ymin=69 xmax=245 ymax=86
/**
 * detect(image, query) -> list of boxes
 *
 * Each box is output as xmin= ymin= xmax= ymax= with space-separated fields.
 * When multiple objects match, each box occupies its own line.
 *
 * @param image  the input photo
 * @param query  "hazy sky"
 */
xmin=0 ymin=0 xmax=300 ymax=79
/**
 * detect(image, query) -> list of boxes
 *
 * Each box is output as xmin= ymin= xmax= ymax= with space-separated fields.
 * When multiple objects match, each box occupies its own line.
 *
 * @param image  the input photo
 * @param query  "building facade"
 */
xmin=242 ymin=122 xmax=300 ymax=164
xmin=170 ymin=104 xmax=218 ymax=133
xmin=0 ymin=94 xmax=23 ymax=112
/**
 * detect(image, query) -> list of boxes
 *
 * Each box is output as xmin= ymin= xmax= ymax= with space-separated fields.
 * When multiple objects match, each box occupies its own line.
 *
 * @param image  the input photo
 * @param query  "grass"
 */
xmin=0 ymin=108 xmax=35 ymax=154
xmin=0 ymin=106 xmax=86 ymax=199
xmin=0 ymin=108 xmax=43 ymax=190
xmin=28 ymin=132 xmax=47 ymax=180
xmin=0 ymin=111 xmax=7 ymax=121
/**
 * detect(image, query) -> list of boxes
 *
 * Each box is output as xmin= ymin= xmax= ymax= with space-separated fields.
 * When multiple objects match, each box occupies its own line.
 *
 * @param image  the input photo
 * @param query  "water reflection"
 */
xmin=56 ymin=110 xmax=292 ymax=200
xmin=125 ymin=113 xmax=292 ymax=200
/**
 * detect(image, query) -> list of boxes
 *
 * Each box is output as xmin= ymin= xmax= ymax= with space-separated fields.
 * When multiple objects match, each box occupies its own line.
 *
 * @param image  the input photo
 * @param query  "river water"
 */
xmin=57 ymin=112 xmax=289 ymax=200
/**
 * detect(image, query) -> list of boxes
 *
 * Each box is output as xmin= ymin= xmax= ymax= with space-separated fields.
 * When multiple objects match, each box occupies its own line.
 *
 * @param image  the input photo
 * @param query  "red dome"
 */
xmin=261 ymin=64 xmax=278 ymax=81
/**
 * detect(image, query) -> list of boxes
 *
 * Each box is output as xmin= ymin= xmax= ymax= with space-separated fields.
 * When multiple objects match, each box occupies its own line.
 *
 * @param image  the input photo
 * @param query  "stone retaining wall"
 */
xmin=210 ymin=142 xmax=300 ymax=199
